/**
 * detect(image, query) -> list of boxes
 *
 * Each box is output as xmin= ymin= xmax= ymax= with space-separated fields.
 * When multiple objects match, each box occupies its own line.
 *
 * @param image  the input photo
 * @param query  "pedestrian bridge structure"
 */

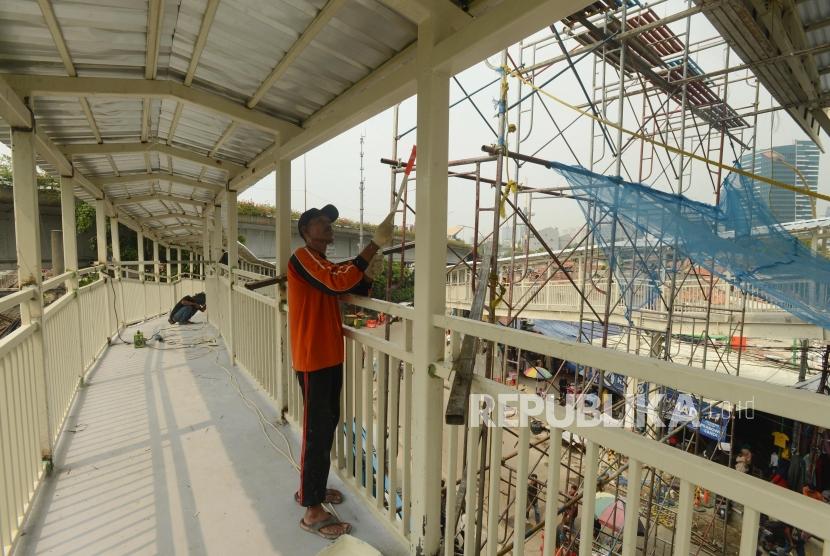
xmin=1 ymin=1 xmax=830 ymax=555
xmin=446 ymin=276 xmax=830 ymax=340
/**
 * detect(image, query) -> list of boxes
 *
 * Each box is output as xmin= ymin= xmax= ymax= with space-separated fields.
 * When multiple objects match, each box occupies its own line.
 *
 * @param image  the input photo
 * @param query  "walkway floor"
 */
xmin=16 ymin=315 xmax=408 ymax=556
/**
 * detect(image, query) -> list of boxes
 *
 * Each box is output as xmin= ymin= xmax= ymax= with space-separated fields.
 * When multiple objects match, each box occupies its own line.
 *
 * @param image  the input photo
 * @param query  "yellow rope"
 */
xmin=508 ymin=68 xmax=830 ymax=204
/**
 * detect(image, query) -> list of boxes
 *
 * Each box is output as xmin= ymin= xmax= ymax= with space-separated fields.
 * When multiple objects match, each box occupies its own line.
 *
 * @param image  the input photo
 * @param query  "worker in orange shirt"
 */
xmin=288 ymin=203 xmax=393 ymax=540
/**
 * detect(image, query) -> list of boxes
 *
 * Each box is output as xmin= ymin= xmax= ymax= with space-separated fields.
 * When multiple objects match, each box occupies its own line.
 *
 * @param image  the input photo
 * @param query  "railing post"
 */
xmin=411 ymin=14 xmax=450 ymax=554
xmin=110 ymin=216 xmax=125 ymax=327
xmin=61 ymin=175 xmax=85 ymax=375
xmin=274 ymin=157 xmax=291 ymax=415
xmin=95 ymin=198 xmax=113 ymax=335
xmin=153 ymin=240 xmax=160 ymax=279
xmin=225 ymin=191 xmax=238 ymax=362
xmin=137 ymin=230 xmax=146 ymax=317
xmin=12 ymin=128 xmax=52 ymax=461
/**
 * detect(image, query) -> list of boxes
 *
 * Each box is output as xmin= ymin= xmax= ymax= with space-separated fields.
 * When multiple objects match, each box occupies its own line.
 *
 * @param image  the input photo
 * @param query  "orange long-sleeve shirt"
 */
xmin=287 ymin=246 xmax=370 ymax=372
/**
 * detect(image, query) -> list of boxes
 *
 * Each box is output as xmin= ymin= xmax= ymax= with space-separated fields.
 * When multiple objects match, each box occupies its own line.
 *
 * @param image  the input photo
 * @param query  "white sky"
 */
xmin=5 ymin=0 xmax=828 ymax=246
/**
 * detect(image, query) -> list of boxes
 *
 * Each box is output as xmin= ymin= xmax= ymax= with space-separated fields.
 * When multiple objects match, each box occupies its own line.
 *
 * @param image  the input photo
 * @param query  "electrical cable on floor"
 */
xmin=150 ymin=317 xmax=342 ymax=521
xmin=107 ymin=273 xmax=133 ymax=345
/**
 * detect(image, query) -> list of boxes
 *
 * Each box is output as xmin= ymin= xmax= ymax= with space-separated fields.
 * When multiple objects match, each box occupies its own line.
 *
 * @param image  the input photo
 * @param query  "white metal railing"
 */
xmin=428 ymin=314 xmax=830 ymax=556
xmin=0 ymin=264 xmax=194 ymax=554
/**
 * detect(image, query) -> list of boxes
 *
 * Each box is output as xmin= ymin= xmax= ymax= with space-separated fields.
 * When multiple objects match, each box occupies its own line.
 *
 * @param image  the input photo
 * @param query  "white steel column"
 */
xmin=225 ymin=191 xmax=238 ymax=362
xmin=189 ymin=251 xmax=194 ymax=277
xmin=95 ymin=199 xmax=107 ymax=264
xmin=203 ymin=207 xmax=212 ymax=272
xmin=411 ymin=15 xmax=450 ymax=554
xmin=12 ymin=129 xmax=52 ymax=458
xmin=110 ymin=217 xmax=121 ymax=277
xmin=275 ymin=158 xmax=291 ymax=415
xmin=59 ymin=176 xmax=78 ymax=276
xmin=95 ymin=198 xmax=113 ymax=333
xmin=225 ymin=191 xmax=238 ymax=268
xmin=165 ymin=245 xmax=172 ymax=281
xmin=110 ymin=217 xmax=125 ymax=327
xmin=137 ymin=231 xmax=145 ymax=281
xmin=153 ymin=240 xmax=160 ymax=279
xmin=211 ymin=203 xmax=223 ymax=265
xmin=176 ymin=247 xmax=182 ymax=279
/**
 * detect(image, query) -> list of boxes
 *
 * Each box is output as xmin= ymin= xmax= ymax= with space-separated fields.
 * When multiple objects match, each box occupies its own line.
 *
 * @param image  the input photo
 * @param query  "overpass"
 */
xmin=446 ymin=277 xmax=830 ymax=340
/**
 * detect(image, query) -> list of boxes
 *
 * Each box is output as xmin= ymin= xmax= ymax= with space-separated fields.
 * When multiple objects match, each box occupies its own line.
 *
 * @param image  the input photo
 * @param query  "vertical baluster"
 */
xmin=7 ymin=347 xmax=23 ymax=524
xmin=738 ymin=507 xmax=759 ymax=556
xmin=345 ymin=338 xmax=355 ymax=482
xmin=364 ymin=346 xmax=375 ymax=500
xmin=542 ymin=426 xmax=562 ymax=556
xmin=444 ymin=423 xmax=460 ymax=556
xmin=463 ymin=424 xmax=481 ymax=556
xmin=513 ymin=424 xmax=530 ymax=556
xmin=388 ymin=356 xmax=401 ymax=524
xmin=622 ymin=459 xmax=642 ymax=556
xmin=402 ymin=359 xmax=412 ymax=537
xmin=579 ymin=441 xmax=599 ymax=556
xmin=335 ymin=338 xmax=346 ymax=473
xmin=673 ymin=479 xmax=694 ymax=555
xmin=486 ymin=421 xmax=502 ymax=556
xmin=0 ymin=356 xmax=14 ymax=543
xmin=376 ymin=351 xmax=388 ymax=511
xmin=21 ymin=336 xmax=38 ymax=487
xmin=355 ymin=342 xmax=365 ymax=489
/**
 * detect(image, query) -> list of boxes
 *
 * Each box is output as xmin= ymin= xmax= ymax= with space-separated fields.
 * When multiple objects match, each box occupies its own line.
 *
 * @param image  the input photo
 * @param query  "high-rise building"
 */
xmin=738 ymin=140 xmax=820 ymax=223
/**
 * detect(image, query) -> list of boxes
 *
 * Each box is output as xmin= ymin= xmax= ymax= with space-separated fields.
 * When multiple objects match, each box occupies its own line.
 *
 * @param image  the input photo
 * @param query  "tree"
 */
xmin=371 ymin=261 xmax=414 ymax=303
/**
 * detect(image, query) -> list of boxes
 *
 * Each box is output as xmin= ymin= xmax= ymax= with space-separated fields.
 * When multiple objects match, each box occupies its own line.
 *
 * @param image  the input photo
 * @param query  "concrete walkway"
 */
xmin=16 ymin=316 xmax=408 ymax=556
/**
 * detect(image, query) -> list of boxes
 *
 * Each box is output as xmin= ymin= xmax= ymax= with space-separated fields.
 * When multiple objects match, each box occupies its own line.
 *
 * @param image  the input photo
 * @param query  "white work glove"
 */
xmin=364 ymin=254 xmax=384 ymax=281
xmin=371 ymin=212 xmax=395 ymax=248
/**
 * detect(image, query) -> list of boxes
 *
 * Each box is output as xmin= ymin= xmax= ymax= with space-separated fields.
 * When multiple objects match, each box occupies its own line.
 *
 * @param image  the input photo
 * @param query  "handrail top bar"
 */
xmin=232 ymin=267 xmax=271 ymax=280
xmin=341 ymin=295 xmax=415 ymax=320
xmin=435 ymin=314 xmax=830 ymax=430
xmin=41 ymin=270 xmax=75 ymax=291
xmin=78 ymin=265 xmax=105 ymax=276
xmin=0 ymin=285 xmax=37 ymax=314
xmin=231 ymin=282 xmax=277 ymax=307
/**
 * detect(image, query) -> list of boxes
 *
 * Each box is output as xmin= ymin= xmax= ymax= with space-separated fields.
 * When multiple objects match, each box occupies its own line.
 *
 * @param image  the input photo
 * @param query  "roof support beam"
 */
xmin=79 ymin=98 xmax=103 ymax=143
xmin=141 ymin=213 xmax=204 ymax=224
xmin=209 ymin=121 xmax=238 ymax=157
xmin=61 ymin=141 xmax=245 ymax=174
xmin=246 ymin=0 xmax=348 ymax=108
xmin=166 ymin=102 xmax=184 ymax=145
xmin=185 ymin=0 xmax=220 ymax=86
xmin=234 ymin=0 xmax=592 ymax=192
xmin=5 ymin=74 xmax=302 ymax=139
xmin=0 ymin=74 xmax=32 ymax=128
xmin=36 ymin=0 xmax=77 ymax=76
xmin=92 ymin=172 xmax=223 ymax=192
xmin=145 ymin=0 xmax=163 ymax=80
xmin=113 ymin=194 xmax=206 ymax=207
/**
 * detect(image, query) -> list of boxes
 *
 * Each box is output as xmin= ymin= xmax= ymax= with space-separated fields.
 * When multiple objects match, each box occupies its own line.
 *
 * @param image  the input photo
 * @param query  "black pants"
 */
xmin=296 ymin=364 xmax=342 ymax=507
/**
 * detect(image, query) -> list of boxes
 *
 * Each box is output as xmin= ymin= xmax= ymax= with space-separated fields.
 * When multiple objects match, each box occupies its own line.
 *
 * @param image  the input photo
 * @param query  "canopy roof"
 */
xmin=0 ymin=0 xmax=594 ymax=249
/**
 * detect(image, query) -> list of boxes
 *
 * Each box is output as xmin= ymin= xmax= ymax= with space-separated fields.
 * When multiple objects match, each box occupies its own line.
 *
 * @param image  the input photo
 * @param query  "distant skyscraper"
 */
xmin=738 ymin=140 xmax=820 ymax=223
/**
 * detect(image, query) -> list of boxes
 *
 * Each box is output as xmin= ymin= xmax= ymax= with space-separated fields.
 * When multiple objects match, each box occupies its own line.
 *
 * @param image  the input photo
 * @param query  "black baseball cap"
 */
xmin=298 ymin=204 xmax=339 ymax=239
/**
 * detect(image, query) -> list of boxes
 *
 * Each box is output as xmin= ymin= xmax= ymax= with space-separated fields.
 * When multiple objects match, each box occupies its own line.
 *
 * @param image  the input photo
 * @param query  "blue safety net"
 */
xmin=547 ymin=161 xmax=830 ymax=330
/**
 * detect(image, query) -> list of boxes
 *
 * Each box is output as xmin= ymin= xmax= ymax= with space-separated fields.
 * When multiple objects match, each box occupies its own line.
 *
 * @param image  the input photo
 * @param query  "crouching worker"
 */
xmin=289 ymin=204 xmax=392 ymax=540
xmin=168 ymin=292 xmax=206 ymax=325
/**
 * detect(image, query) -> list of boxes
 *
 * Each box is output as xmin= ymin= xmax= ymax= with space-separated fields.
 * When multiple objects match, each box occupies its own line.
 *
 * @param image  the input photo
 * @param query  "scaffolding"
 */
xmin=378 ymin=1 xmax=830 ymax=554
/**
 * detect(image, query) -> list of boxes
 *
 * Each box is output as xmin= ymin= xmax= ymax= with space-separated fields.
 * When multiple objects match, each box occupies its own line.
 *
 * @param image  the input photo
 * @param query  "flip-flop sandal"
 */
xmin=295 ymin=489 xmax=344 ymax=505
xmin=299 ymin=515 xmax=351 ymax=540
